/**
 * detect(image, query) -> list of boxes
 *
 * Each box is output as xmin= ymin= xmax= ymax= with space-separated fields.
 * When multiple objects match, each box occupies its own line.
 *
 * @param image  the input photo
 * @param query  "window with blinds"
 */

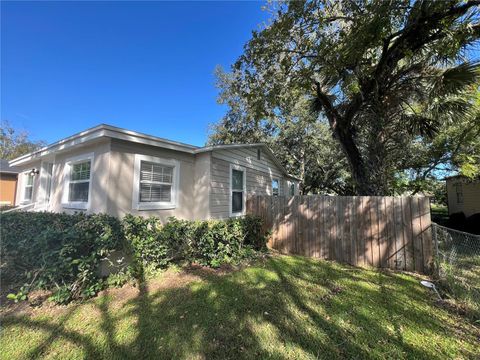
xmin=68 ymin=160 xmax=91 ymax=202
xmin=139 ymin=161 xmax=173 ymax=203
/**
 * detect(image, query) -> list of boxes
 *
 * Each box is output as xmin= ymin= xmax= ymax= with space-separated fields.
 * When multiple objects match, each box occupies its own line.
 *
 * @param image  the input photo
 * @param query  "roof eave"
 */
xmin=9 ymin=124 xmax=200 ymax=167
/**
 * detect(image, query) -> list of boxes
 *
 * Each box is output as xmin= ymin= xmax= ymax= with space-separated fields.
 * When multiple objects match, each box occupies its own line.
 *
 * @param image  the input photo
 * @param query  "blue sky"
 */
xmin=1 ymin=1 xmax=269 ymax=146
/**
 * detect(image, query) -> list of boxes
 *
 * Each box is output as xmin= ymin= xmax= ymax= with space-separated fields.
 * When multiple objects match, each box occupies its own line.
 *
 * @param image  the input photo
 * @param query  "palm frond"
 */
xmin=431 ymin=97 xmax=474 ymax=121
xmin=431 ymin=62 xmax=480 ymax=96
xmin=401 ymin=114 xmax=439 ymax=138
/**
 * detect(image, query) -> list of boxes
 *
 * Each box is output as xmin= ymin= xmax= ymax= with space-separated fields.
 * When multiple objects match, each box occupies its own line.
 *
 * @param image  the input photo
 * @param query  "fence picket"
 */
xmin=247 ymin=195 xmax=432 ymax=274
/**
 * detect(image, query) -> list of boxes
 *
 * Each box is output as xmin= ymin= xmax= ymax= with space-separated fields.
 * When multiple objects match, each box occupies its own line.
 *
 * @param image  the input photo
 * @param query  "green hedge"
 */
xmin=0 ymin=211 xmax=266 ymax=303
xmin=122 ymin=214 xmax=265 ymax=269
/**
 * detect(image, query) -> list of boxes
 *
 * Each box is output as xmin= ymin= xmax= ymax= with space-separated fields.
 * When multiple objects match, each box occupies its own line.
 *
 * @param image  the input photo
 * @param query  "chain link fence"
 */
xmin=432 ymin=222 xmax=480 ymax=321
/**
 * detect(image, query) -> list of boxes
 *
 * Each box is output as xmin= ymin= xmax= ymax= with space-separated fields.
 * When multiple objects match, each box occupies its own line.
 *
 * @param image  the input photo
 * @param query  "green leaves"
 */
xmin=211 ymin=0 xmax=480 ymax=195
xmin=431 ymin=62 xmax=480 ymax=97
xmin=2 ymin=212 xmax=266 ymax=305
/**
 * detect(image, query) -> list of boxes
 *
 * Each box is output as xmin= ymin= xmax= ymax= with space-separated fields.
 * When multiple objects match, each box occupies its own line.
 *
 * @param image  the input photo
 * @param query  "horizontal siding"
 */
xmin=210 ymin=149 xmax=286 ymax=219
xmin=447 ymin=179 xmax=480 ymax=217
xmin=212 ymin=147 xmax=284 ymax=178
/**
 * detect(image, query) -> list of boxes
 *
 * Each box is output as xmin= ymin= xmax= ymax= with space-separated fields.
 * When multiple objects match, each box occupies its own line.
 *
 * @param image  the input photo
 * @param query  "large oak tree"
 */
xmin=212 ymin=0 xmax=480 ymax=195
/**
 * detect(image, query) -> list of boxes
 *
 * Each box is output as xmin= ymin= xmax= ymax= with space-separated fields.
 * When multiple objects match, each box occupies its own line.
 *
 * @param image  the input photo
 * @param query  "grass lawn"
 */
xmin=431 ymin=203 xmax=449 ymax=226
xmin=1 ymin=255 xmax=479 ymax=360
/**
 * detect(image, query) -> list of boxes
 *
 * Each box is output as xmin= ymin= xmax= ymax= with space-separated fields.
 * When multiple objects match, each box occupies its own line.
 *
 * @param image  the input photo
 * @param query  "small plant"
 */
xmin=6 ymin=286 xmax=29 ymax=303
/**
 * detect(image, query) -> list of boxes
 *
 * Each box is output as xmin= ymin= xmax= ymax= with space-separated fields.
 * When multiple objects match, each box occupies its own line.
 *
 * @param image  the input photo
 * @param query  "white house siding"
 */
xmin=106 ymin=139 xmax=202 ymax=221
xmin=210 ymin=147 xmax=287 ymax=219
xmin=447 ymin=178 xmax=480 ymax=217
xmin=15 ymin=160 xmax=42 ymax=206
xmin=14 ymin=139 xmax=111 ymax=214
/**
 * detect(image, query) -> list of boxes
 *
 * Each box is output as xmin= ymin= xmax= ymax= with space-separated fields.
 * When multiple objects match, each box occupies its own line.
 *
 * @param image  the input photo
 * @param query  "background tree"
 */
xmin=210 ymin=68 xmax=352 ymax=194
xmin=0 ymin=120 xmax=45 ymax=161
xmin=210 ymin=0 xmax=480 ymax=195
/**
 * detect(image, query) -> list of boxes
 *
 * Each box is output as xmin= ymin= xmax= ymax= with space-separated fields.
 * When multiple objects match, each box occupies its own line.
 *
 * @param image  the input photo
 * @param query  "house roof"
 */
xmin=9 ymin=124 xmax=300 ymax=181
xmin=444 ymin=174 xmax=480 ymax=183
xmin=0 ymin=159 xmax=20 ymax=174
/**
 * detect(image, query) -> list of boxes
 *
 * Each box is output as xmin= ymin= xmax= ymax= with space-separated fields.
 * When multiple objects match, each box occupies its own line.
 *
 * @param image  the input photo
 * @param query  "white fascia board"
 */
xmin=9 ymin=124 xmax=199 ymax=167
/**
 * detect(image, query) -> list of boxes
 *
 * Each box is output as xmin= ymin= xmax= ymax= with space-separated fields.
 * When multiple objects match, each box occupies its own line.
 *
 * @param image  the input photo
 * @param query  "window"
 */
xmin=272 ymin=178 xmax=279 ymax=196
xmin=455 ymin=183 xmax=463 ymax=204
xmin=230 ymin=164 xmax=246 ymax=216
xmin=132 ymin=154 xmax=179 ymax=210
xmin=23 ymin=173 xmax=34 ymax=202
xmin=140 ymin=161 xmax=173 ymax=203
xmin=289 ymin=182 xmax=295 ymax=196
xmin=62 ymin=153 xmax=93 ymax=209
xmin=69 ymin=161 xmax=91 ymax=202
xmin=257 ymin=148 xmax=261 ymax=160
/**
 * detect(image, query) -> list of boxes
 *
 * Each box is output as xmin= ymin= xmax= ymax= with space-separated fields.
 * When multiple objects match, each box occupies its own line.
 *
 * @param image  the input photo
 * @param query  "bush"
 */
xmin=448 ymin=212 xmax=467 ymax=231
xmin=465 ymin=213 xmax=480 ymax=235
xmin=123 ymin=214 xmax=266 ymax=269
xmin=1 ymin=211 xmax=123 ymax=302
xmin=1 ymin=212 xmax=266 ymax=303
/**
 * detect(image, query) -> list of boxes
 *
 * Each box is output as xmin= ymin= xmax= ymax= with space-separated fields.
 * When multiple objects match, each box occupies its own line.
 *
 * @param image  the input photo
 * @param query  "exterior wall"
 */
xmin=447 ymin=178 xmax=480 ymax=217
xmin=11 ymin=138 xmax=297 ymax=221
xmin=49 ymin=139 xmax=111 ymax=214
xmin=209 ymin=147 xmax=290 ymax=219
xmin=193 ymin=152 xmax=211 ymax=220
xmin=14 ymin=139 xmax=111 ymax=213
xmin=106 ymin=139 xmax=204 ymax=221
xmin=15 ymin=161 xmax=42 ymax=206
xmin=0 ymin=174 xmax=18 ymax=205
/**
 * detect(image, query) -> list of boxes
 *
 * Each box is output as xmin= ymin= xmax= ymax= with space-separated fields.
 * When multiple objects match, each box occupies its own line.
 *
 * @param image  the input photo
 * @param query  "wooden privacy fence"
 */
xmin=246 ymin=195 xmax=433 ymax=274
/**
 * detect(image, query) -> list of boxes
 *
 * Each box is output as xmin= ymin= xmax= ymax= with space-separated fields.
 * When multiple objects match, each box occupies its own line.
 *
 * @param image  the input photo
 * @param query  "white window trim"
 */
xmin=39 ymin=160 xmax=55 ymax=208
xmin=132 ymin=154 xmax=180 ymax=210
xmin=20 ymin=171 xmax=35 ymax=204
xmin=229 ymin=164 xmax=246 ymax=217
xmin=62 ymin=152 xmax=94 ymax=210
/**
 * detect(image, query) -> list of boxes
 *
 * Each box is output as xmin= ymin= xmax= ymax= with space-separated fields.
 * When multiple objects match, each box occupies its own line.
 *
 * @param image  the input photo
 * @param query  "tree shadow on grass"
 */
xmin=2 ymin=255 xmax=477 ymax=359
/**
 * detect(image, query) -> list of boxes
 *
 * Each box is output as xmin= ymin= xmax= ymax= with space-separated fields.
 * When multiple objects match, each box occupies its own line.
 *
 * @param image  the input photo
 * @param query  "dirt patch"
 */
xmin=0 ymin=264 xmax=238 ymax=319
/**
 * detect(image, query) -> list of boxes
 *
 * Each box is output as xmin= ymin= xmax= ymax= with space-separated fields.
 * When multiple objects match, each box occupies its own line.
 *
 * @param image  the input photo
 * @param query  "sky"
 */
xmin=1 ymin=1 xmax=269 ymax=146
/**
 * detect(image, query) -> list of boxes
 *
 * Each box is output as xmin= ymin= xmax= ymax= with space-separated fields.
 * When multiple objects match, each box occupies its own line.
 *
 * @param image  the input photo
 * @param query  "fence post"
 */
xmin=432 ymin=223 xmax=440 ymax=278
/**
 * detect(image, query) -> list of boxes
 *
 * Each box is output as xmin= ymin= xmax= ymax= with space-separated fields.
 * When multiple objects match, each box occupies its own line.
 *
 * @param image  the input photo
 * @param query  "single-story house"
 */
xmin=8 ymin=124 xmax=300 ymax=220
xmin=0 ymin=159 xmax=20 ymax=206
xmin=446 ymin=175 xmax=480 ymax=217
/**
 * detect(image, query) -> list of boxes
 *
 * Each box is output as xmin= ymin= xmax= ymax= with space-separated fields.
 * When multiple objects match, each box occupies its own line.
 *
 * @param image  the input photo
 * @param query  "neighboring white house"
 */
xmin=446 ymin=175 xmax=480 ymax=217
xmin=9 ymin=124 xmax=300 ymax=221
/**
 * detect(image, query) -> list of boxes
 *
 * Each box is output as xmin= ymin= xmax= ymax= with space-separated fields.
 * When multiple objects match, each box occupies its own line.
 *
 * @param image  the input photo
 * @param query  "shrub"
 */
xmin=448 ymin=212 xmax=467 ymax=231
xmin=1 ymin=211 xmax=266 ymax=304
xmin=124 ymin=215 xmax=266 ymax=269
xmin=1 ymin=211 xmax=123 ymax=302
xmin=465 ymin=213 xmax=480 ymax=235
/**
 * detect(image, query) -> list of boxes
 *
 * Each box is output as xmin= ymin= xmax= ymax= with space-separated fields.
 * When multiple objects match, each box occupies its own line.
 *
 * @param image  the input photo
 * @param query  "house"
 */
xmin=446 ymin=175 xmax=480 ymax=217
xmin=8 ymin=124 xmax=300 ymax=220
xmin=0 ymin=159 xmax=20 ymax=206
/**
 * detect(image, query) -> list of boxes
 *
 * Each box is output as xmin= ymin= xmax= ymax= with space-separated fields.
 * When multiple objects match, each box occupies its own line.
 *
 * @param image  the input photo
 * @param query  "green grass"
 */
xmin=1 ymin=255 xmax=479 ymax=359
xmin=431 ymin=203 xmax=449 ymax=226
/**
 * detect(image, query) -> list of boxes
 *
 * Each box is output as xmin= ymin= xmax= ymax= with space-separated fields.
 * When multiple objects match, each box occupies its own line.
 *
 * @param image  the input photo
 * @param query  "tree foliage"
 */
xmin=210 ymin=70 xmax=352 ymax=194
xmin=210 ymin=0 xmax=480 ymax=195
xmin=0 ymin=120 xmax=45 ymax=160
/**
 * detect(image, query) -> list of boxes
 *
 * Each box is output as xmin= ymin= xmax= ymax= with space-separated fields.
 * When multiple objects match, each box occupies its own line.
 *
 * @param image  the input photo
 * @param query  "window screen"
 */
xmin=68 ymin=161 xmax=91 ymax=202
xmin=139 ymin=161 xmax=173 ymax=202
xmin=24 ymin=174 xmax=34 ymax=201
xmin=289 ymin=183 xmax=295 ymax=196
xmin=272 ymin=179 xmax=279 ymax=196
xmin=231 ymin=169 xmax=244 ymax=213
